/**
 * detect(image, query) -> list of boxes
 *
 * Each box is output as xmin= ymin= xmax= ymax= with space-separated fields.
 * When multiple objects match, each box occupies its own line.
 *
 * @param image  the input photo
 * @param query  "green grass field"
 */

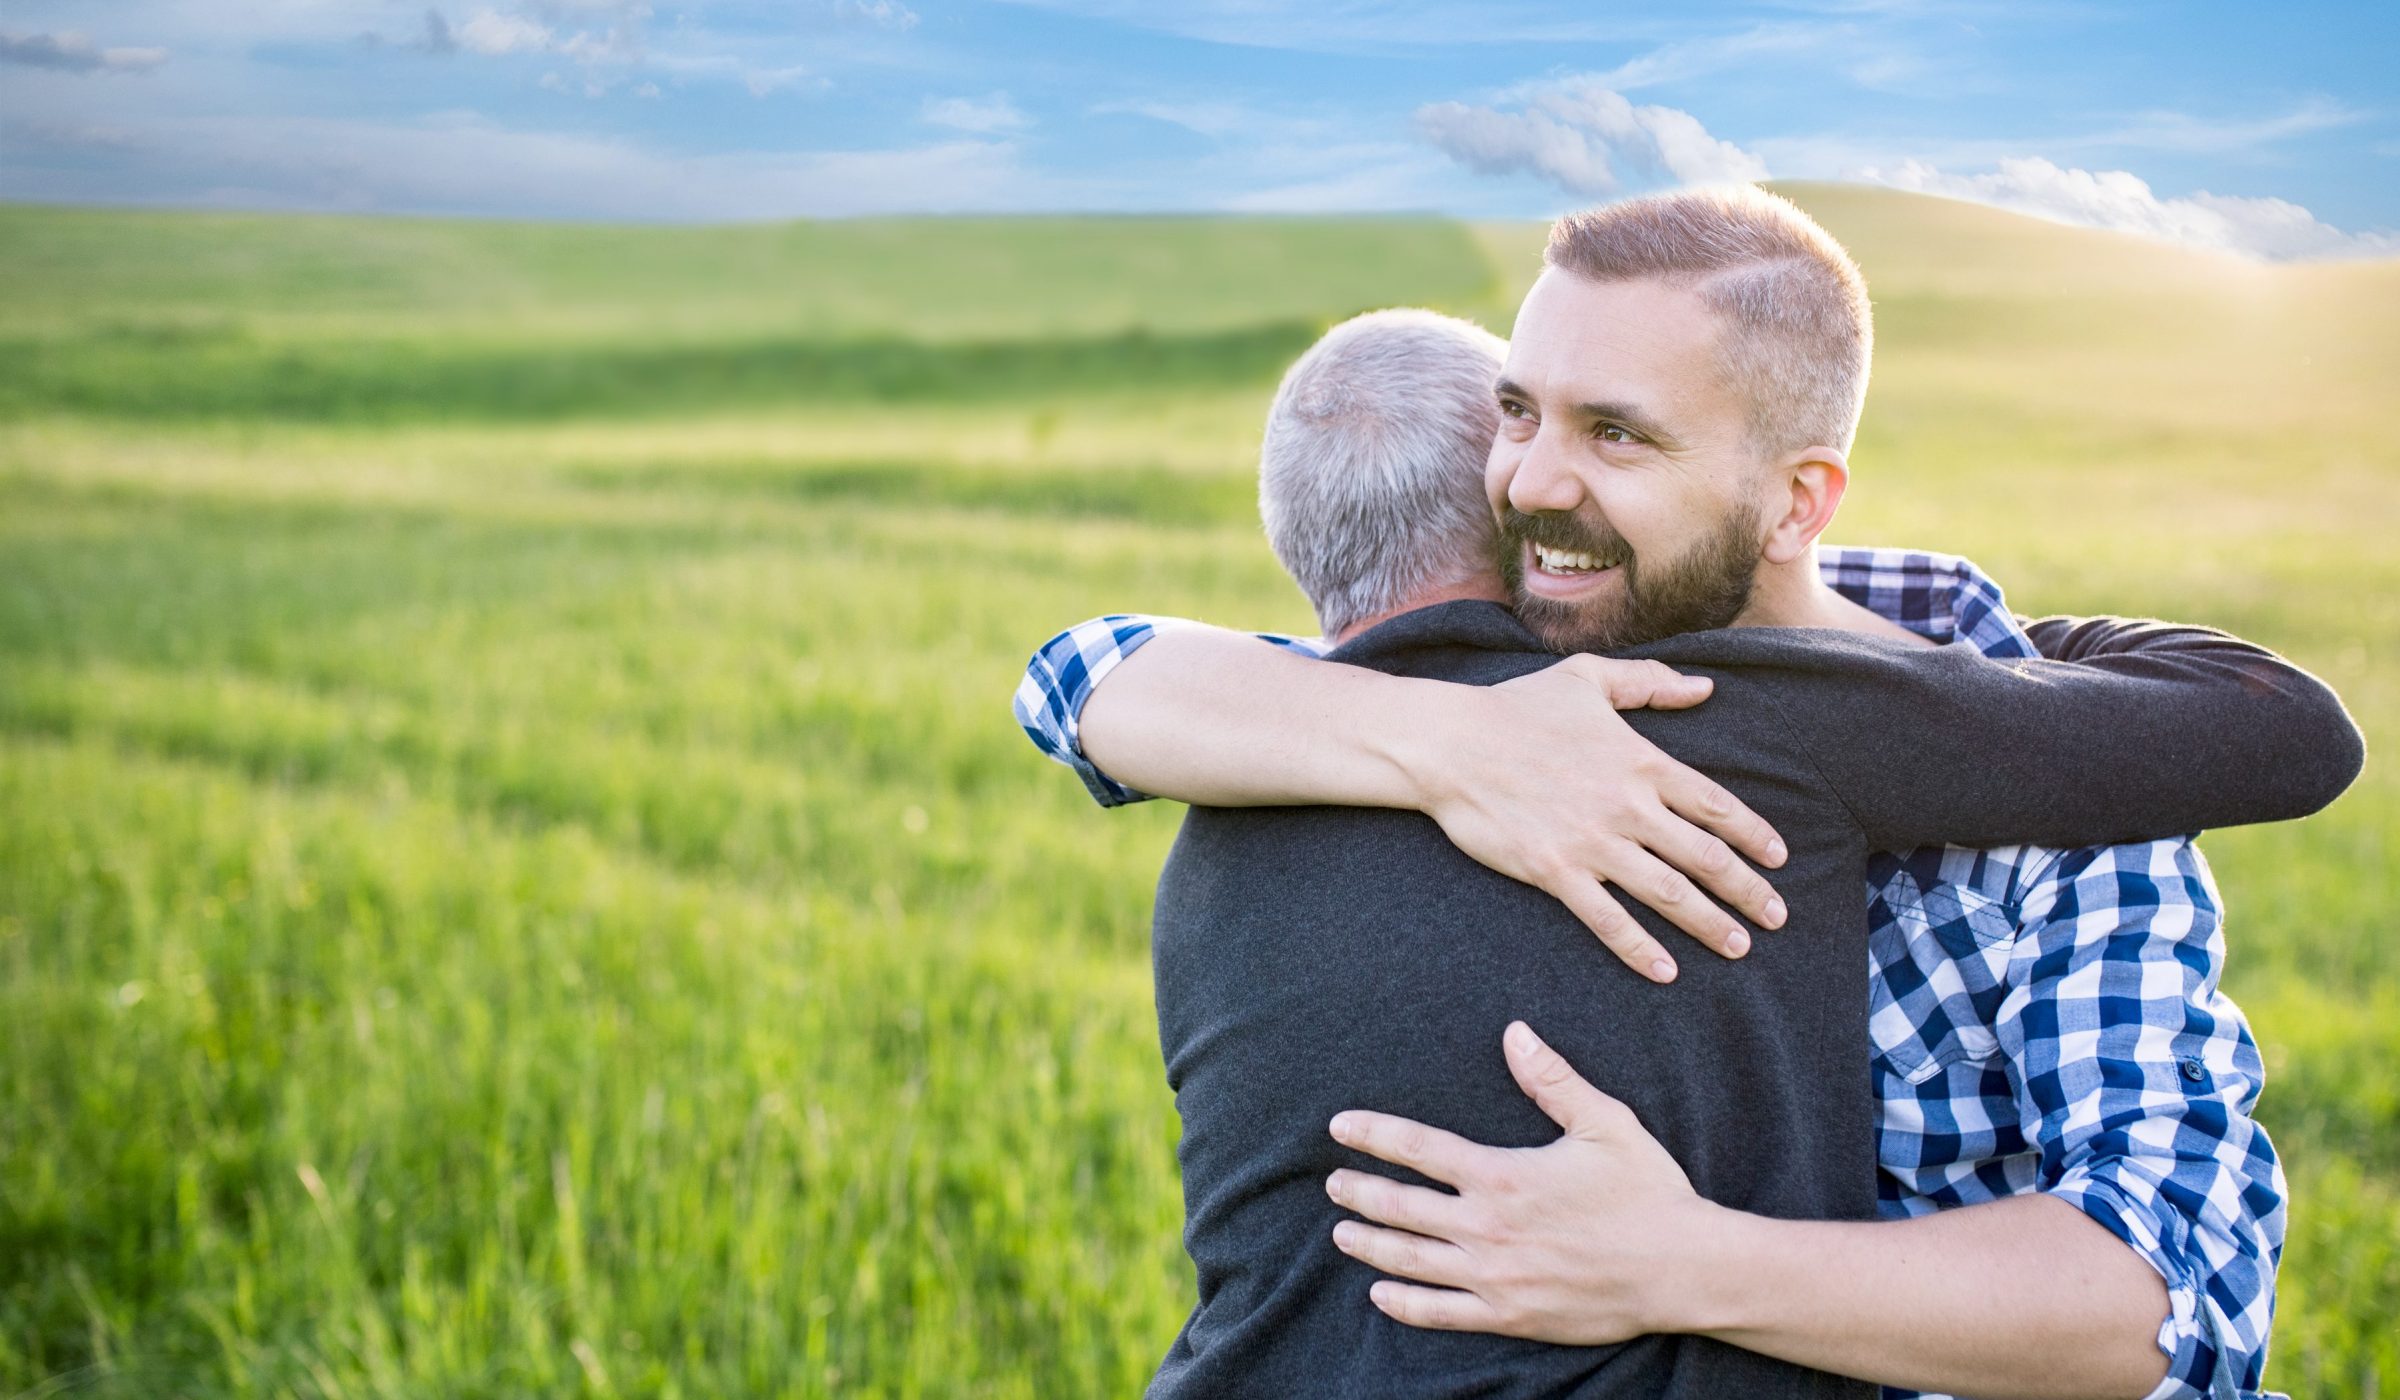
xmin=0 ymin=186 xmax=2392 ymax=1397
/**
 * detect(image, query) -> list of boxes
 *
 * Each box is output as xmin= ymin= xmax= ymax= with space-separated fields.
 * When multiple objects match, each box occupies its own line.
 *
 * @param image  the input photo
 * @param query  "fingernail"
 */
xmin=1765 ymin=897 xmax=1786 ymax=928
xmin=1650 ymin=958 xmax=1677 ymax=983
xmin=1326 ymin=1173 xmax=1346 ymax=1202
xmin=1506 ymin=1021 xmax=1539 ymax=1054
xmin=1329 ymin=1113 xmax=1357 ymax=1142
xmin=1767 ymin=839 xmax=1788 ymax=865
xmin=1333 ymin=1221 xmax=1360 ymax=1249
xmin=1725 ymin=930 xmax=1749 ymax=956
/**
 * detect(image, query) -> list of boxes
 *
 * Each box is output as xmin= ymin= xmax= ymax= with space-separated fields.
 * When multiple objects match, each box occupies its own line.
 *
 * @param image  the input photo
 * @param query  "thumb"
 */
xmin=1504 ymin=1021 xmax=1624 ymax=1139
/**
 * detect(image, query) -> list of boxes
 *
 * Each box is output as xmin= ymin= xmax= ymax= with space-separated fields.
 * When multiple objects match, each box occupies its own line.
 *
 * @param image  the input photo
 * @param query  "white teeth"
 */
xmin=1535 ymin=544 xmax=1617 ymax=573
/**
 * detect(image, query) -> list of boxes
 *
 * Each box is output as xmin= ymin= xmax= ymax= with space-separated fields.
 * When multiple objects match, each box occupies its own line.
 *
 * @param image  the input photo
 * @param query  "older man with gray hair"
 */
xmin=1015 ymin=187 xmax=2342 ymax=1399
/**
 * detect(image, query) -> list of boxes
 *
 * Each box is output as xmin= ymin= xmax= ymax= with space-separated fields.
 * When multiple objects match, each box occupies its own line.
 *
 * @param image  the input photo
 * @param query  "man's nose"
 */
xmin=1507 ymin=426 xmax=1586 ymax=516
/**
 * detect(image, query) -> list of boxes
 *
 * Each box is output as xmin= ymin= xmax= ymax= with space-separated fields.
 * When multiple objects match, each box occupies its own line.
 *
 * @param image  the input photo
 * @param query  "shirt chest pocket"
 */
xmin=1868 ymin=876 xmax=2022 ymax=1086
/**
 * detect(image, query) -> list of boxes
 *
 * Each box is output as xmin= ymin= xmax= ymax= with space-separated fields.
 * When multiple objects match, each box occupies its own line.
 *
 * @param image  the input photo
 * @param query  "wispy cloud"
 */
xmin=1587 ymin=21 xmax=1847 ymax=91
xmin=923 ymin=93 xmax=1031 ymax=134
xmin=1757 ymin=98 xmax=2369 ymax=178
xmin=0 ymin=30 xmax=168 ymax=73
xmin=0 ymin=110 xmax=1069 ymax=221
xmin=1418 ymin=78 xmax=1767 ymax=198
xmin=455 ymin=10 xmax=556 ymax=56
xmin=989 ymin=0 xmax=1670 ymax=53
xmin=836 ymin=0 xmax=921 ymax=28
xmin=2088 ymin=99 xmax=2363 ymax=156
xmin=743 ymin=64 xmax=826 ymax=97
xmin=1854 ymin=156 xmax=2400 ymax=260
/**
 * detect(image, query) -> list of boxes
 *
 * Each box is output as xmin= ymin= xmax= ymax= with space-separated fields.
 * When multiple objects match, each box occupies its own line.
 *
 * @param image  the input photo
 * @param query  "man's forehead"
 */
xmin=1502 ymin=270 xmax=1722 ymax=403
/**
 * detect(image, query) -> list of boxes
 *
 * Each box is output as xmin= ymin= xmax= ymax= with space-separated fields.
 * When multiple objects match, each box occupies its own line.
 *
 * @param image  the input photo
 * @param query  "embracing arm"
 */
xmin=1329 ymin=841 xmax=2287 ymax=1397
xmin=1734 ymin=617 xmax=2366 ymax=850
xmin=1013 ymin=615 xmax=1791 ymax=978
xmin=1325 ymin=1026 xmax=2175 ymax=1399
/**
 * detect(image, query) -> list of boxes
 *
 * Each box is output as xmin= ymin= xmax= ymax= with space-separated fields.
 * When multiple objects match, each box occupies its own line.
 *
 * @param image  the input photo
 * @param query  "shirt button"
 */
xmin=2179 ymin=1057 xmax=2207 ymax=1083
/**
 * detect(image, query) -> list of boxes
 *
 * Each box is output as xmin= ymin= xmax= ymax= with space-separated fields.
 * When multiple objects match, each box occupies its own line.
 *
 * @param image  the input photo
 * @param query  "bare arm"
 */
xmin=1327 ymin=1025 xmax=2171 ymax=1400
xmin=1684 ymin=1195 xmax=2167 ymax=1398
xmin=1078 ymin=624 xmax=1792 ymax=980
xmin=1079 ymin=623 xmax=1430 ymax=809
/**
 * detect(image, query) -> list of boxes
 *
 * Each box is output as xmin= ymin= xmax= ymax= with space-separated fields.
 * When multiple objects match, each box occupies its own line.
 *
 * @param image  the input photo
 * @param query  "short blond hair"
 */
xmin=1546 ymin=186 xmax=1872 ymax=455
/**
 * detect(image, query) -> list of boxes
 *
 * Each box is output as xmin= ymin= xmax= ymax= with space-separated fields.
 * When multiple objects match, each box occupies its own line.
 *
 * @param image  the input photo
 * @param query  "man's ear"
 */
xmin=1759 ymin=445 xmax=1848 ymax=566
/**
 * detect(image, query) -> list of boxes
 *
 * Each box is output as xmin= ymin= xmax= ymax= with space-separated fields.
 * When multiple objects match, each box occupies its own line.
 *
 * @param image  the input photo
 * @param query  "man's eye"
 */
xmin=1500 ymin=400 xmax=1530 ymax=420
xmin=1596 ymin=424 xmax=1638 ymax=444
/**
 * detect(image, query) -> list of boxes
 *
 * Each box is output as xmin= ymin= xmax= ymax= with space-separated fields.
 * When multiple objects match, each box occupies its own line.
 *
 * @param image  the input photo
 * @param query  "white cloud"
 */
xmin=1855 ymin=156 xmax=2400 ymax=260
xmin=1417 ymin=78 xmax=1766 ymax=198
xmin=0 ymin=30 xmax=168 ymax=73
xmin=922 ymin=93 xmax=1030 ymax=134
xmin=454 ymin=10 xmax=553 ymax=54
xmin=743 ymin=64 xmax=824 ymax=97
xmin=836 ymin=0 xmax=921 ymax=28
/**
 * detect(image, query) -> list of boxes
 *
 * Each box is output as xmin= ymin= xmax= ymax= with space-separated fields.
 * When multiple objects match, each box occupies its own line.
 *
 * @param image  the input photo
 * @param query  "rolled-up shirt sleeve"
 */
xmin=2003 ymin=838 xmax=2285 ymax=1400
xmin=1010 ymin=614 xmax=1327 ymax=808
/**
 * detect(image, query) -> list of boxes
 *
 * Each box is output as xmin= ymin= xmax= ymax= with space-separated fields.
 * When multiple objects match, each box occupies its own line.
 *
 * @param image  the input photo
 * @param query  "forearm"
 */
xmin=1079 ymin=625 xmax=1463 ymax=808
xmin=1681 ymin=1193 xmax=2170 ymax=1400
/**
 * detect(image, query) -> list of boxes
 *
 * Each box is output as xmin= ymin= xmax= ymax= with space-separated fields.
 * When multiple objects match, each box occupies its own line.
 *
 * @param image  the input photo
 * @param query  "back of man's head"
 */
xmin=1259 ymin=309 xmax=1505 ymax=637
xmin=1547 ymin=186 xmax=1872 ymax=456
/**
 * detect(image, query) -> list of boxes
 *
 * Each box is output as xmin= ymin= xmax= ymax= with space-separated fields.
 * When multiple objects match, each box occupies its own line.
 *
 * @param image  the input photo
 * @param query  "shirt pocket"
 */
xmin=1868 ymin=875 xmax=2022 ymax=1087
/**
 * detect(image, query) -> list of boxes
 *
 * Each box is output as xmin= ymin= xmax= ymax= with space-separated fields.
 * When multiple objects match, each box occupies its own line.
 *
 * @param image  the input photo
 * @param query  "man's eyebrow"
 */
xmin=1495 ymin=378 xmax=1681 ymax=448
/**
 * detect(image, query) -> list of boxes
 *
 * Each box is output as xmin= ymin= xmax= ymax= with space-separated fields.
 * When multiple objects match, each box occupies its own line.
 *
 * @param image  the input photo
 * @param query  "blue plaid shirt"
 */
xmin=1013 ymin=548 xmax=2284 ymax=1400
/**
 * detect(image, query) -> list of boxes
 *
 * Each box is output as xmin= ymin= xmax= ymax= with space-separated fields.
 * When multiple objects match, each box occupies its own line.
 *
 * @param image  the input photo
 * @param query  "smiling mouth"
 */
xmin=1531 ymin=541 xmax=1626 ymax=577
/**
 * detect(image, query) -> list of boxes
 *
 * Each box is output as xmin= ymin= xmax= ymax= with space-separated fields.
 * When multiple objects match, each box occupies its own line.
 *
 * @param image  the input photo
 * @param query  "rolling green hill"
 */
xmin=0 ymin=189 xmax=2392 ymax=1397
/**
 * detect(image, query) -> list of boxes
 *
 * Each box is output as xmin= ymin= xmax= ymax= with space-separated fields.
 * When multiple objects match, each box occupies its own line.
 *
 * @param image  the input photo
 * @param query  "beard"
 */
xmin=1496 ymin=504 xmax=1762 ymax=654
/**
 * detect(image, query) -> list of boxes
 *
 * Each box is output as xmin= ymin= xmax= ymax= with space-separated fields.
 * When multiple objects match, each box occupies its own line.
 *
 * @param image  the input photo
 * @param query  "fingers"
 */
xmin=1330 ymin=1221 xmax=1475 ymax=1288
xmin=1641 ymin=811 xmax=1786 ymax=933
xmin=1590 ymin=835 xmax=1750 ymax=957
xmin=1576 ymin=657 xmax=1714 ymax=712
xmin=1325 ymin=1169 xmax=1472 ymax=1240
xmin=1550 ymin=876 xmax=1678 ymax=984
xmin=1659 ymin=766 xmax=1787 ymax=871
xmin=1328 ymin=1110 xmax=1489 ymax=1187
xmin=1502 ymin=1021 xmax=1629 ymax=1138
xmin=1367 ymin=1280 xmax=1510 ymax=1335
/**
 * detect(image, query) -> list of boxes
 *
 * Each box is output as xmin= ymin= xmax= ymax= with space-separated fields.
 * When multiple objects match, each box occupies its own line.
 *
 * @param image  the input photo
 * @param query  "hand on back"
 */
xmin=1412 ymin=655 xmax=1787 ymax=983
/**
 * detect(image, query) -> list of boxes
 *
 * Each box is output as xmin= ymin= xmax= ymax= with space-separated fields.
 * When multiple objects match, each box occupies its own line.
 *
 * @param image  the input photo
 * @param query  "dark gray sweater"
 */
xmin=1147 ymin=601 xmax=2361 ymax=1400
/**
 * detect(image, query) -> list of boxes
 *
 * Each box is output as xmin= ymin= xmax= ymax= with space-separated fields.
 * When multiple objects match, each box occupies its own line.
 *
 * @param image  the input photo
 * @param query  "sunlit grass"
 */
xmin=0 ymin=189 xmax=2391 ymax=1396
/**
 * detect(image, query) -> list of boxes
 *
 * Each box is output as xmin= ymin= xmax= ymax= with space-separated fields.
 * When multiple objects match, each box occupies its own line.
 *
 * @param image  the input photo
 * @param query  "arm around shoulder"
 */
xmin=2019 ymin=613 xmax=2366 ymax=821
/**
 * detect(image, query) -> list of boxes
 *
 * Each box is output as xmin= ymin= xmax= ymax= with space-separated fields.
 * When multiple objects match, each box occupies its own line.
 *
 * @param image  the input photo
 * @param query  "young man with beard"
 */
xmin=1013 ymin=188 xmax=2352 ymax=1397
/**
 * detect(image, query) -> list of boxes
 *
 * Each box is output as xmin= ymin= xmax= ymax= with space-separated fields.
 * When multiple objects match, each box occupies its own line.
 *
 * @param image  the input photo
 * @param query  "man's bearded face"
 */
xmin=1496 ymin=503 xmax=1761 ymax=653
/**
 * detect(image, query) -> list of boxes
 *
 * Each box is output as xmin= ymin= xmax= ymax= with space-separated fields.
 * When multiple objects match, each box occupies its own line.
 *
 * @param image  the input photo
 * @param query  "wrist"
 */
xmin=1369 ymin=677 xmax=1485 ymax=814
xmin=1658 ymin=1201 xmax=1778 ymax=1337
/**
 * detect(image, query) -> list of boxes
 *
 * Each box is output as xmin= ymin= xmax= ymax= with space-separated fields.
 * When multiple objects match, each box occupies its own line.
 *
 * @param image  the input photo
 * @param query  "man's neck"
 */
xmin=1330 ymin=578 xmax=1513 ymax=646
xmin=1733 ymin=547 xmax=1934 ymax=646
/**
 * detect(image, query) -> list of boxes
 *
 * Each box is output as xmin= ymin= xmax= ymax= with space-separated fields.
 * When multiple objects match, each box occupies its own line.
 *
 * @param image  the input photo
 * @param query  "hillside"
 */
xmin=0 ymin=190 xmax=2392 ymax=1395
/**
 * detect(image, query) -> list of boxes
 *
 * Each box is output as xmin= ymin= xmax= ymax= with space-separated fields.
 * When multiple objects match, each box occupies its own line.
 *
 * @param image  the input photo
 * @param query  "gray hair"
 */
xmin=1547 ymin=185 xmax=1873 ymax=455
xmin=1259 ymin=309 xmax=1506 ymax=636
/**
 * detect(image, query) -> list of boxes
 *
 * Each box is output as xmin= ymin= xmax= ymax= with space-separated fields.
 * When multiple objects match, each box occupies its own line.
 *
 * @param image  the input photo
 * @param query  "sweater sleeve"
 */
xmin=1708 ymin=620 xmax=2364 ymax=852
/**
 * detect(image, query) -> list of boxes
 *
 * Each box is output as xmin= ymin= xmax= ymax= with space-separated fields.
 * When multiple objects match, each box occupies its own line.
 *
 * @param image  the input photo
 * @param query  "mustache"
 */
xmin=1498 ymin=508 xmax=1634 ymax=560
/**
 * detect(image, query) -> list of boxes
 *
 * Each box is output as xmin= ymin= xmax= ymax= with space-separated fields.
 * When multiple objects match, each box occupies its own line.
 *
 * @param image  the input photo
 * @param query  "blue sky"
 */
xmin=3 ymin=0 xmax=2394 ymax=257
